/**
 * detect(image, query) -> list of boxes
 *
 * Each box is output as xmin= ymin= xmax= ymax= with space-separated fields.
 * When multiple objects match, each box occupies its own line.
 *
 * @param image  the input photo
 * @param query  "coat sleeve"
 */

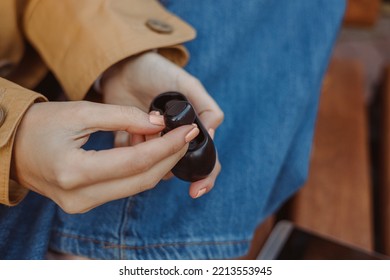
xmin=23 ymin=0 xmax=196 ymax=100
xmin=0 ymin=78 xmax=47 ymax=206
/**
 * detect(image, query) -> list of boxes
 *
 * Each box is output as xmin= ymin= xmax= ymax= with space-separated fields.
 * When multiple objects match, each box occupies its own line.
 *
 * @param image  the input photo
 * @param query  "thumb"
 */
xmin=179 ymin=77 xmax=224 ymax=130
xmin=80 ymin=102 xmax=165 ymax=134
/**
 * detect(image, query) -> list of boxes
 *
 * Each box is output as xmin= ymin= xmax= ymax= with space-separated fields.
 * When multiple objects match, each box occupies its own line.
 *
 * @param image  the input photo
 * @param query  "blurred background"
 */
xmin=247 ymin=0 xmax=390 ymax=259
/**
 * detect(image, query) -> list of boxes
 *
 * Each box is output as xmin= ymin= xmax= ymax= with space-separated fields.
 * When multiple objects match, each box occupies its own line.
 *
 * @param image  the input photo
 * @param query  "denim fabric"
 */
xmin=0 ymin=193 xmax=56 ymax=259
xmin=0 ymin=0 xmax=346 ymax=259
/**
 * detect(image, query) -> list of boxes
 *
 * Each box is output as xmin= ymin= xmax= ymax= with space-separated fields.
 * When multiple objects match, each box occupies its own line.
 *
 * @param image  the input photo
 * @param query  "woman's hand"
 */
xmin=101 ymin=52 xmax=224 ymax=198
xmin=11 ymin=101 xmax=199 ymax=213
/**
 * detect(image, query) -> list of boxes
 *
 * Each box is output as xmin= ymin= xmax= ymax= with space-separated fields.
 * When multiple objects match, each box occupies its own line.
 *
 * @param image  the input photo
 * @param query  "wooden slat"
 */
xmin=241 ymin=215 xmax=275 ymax=259
xmin=344 ymin=0 xmax=381 ymax=27
xmin=378 ymin=66 xmax=390 ymax=255
xmin=287 ymin=59 xmax=374 ymax=251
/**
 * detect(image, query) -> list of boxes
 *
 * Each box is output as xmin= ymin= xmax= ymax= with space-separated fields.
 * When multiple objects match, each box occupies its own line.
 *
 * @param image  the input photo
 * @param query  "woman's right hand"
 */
xmin=11 ymin=101 xmax=199 ymax=213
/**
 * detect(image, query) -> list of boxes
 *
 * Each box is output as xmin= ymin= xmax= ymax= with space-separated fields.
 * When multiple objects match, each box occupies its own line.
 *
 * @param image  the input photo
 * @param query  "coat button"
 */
xmin=0 ymin=60 xmax=14 ymax=77
xmin=145 ymin=19 xmax=173 ymax=34
xmin=0 ymin=106 xmax=5 ymax=128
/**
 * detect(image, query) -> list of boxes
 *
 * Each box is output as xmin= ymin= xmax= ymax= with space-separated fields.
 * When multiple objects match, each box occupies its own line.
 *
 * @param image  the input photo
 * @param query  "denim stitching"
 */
xmin=118 ymin=196 xmax=134 ymax=259
xmin=104 ymin=240 xmax=251 ymax=250
xmin=52 ymin=230 xmax=114 ymax=247
xmin=52 ymin=230 xmax=250 ymax=251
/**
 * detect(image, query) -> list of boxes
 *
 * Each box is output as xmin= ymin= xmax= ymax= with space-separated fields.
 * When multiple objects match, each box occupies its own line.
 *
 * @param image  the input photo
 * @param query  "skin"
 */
xmin=11 ymin=51 xmax=224 ymax=214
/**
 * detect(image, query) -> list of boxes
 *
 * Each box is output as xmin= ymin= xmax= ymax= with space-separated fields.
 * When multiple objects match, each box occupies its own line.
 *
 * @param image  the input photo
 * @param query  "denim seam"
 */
xmin=52 ymin=230 xmax=250 ymax=251
xmin=118 ymin=196 xmax=135 ymax=259
xmin=105 ymin=240 xmax=251 ymax=250
xmin=52 ymin=230 xmax=113 ymax=247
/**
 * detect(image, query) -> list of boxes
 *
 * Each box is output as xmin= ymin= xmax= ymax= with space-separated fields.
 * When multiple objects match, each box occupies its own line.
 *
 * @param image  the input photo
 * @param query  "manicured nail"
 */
xmin=150 ymin=110 xmax=161 ymax=116
xmin=185 ymin=125 xmax=199 ymax=143
xmin=208 ymin=128 xmax=215 ymax=139
xmin=195 ymin=188 xmax=207 ymax=198
xmin=149 ymin=114 xmax=164 ymax=126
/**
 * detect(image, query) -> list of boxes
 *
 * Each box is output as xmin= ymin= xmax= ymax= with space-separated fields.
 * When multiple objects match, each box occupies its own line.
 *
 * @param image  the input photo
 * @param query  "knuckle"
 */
xmin=163 ymin=135 xmax=185 ymax=155
xmin=137 ymin=176 xmax=160 ymax=193
xmin=125 ymin=146 xmax=157 ymax=174
xmin=57 ymin=196 xmax=84 ymax=214
xmin=120 ymin=105 xmax=141 ymax=120
xmin=73 ymin=101 xmax=93 ymax=119
xmin=54 ymin=165 xmax=80 ymax=190
xmin=138 ymin=181 xmax=154 ymax=193
xmin=132 ymin=155 xmax=153 ymax=174
xmin=169 ymin=141 xmax=182 ymax=156
xmin=216 ymin=161 xmax=222 ymax=172
xmin=215 ymin=110 xmax=225 ymax=126
xmin=188 ymin=77 xmax=202 ymax=88
xmin=67 ymin=101 xmax=96 ymax=128
xmin=145 ymin=178 xmax=159 ymax=191
xmin=119 ymin=105 xmax=148 ymax=128
xmin=179 ymin=144 xmax=189 ymax=158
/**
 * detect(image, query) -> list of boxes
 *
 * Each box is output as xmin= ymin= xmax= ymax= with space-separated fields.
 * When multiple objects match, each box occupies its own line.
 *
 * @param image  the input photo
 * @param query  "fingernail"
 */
xmin=208 ymin=128 xmax=215 ymax=139
xmin=149 ymin=114 xmax=164 ymax=126
xmin=195 ymin=188 xmax=207 ymax=198
xmin=150 ymin=110 xmax=161 ymax=116
xmin=185 ymin=126 xmax=199 ymax=143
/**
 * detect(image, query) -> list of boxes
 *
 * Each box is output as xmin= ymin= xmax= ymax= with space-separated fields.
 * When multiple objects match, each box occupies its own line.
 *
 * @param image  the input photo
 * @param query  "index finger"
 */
xmin=180 ymin=77 xmax=224 ymax=130
xmin=79 ymin=102 xmax=165 ymax=135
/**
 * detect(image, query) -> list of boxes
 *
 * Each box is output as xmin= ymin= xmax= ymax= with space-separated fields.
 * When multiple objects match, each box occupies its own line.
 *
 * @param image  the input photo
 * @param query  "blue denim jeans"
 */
xmin=0 ymin=0 xmax=345 ymax=259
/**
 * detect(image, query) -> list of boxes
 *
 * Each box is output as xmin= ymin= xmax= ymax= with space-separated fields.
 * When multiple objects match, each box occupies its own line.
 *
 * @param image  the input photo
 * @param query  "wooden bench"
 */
xmin=244 ymin=0 xmax=386 ymax=257
xmin=377 ymin=66 xmax=390 ymax=255
xmin=244 ymin=59 xmax=375 ymax=259
xmin=285 ymin=59 xmax=374 ymax=252
xmin=344 ymin=0 xmax=381 ymax=27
